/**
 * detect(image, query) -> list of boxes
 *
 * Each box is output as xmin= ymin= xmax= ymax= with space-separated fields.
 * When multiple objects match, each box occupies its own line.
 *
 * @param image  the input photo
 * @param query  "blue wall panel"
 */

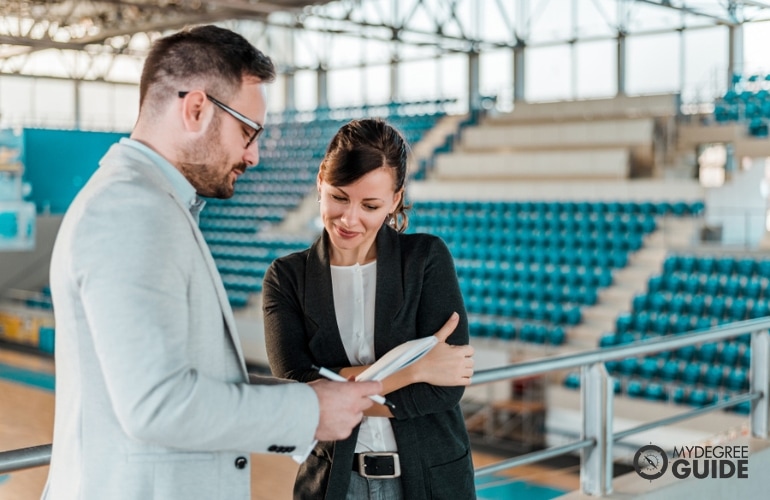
xmin=22 ymin=129 xmax=128 ymax=214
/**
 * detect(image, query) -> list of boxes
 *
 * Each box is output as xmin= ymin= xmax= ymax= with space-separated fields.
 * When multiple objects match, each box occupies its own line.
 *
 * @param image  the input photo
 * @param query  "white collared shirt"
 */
xmin=330 ymin=261 xmax=398 ymax=453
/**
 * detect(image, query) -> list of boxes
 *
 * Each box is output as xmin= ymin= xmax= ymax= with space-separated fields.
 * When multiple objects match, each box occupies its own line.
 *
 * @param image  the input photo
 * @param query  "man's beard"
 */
xmin=177 ymin=120 xmax=246 ymax=199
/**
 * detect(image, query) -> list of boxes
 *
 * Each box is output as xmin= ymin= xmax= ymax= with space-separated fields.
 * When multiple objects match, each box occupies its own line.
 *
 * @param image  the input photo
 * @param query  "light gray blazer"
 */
xmin=43 ymin=143 xmax=319 ymax=500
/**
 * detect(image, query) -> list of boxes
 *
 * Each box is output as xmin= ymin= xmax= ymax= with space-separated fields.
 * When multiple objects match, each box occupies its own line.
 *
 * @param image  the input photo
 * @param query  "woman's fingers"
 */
xmin=433 ymin=312 xmax=459 ymax=342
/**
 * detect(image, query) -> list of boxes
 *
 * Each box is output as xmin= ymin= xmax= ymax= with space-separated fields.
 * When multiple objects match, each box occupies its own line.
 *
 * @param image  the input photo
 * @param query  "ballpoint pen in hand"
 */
xmin=312 ymin=365 xmax=396 ymax=410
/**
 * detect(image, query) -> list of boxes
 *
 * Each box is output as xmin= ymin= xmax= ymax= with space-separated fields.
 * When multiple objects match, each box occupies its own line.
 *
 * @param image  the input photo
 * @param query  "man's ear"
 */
xmin=179 ymin=90 xmax=212 ymax=133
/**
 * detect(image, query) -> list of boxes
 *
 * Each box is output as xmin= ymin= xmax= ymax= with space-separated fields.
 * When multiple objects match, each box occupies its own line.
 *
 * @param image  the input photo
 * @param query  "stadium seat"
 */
xmin=644 ymin=383 xmax=667 ymax=401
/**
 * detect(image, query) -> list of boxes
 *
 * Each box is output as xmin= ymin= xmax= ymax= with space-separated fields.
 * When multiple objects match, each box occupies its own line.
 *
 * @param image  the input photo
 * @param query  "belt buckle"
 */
xmin=357 ymin=452 xmax=401 ymax=479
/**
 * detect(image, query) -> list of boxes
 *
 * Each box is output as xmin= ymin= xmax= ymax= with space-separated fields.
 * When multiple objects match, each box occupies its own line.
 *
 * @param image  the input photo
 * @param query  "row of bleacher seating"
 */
xmin=661 ymin=253 xmax=770 ymax=278
xmin=274 ymin=99 xmax=455 ymax=122
xmin=420 ymin=214 xmax=658 ymax=236
xmin=649 ymin=274 xmax=770 ymax=299
xmin=714 ymin=74 xmax=770 ymax=137
xmin=564 ymin=252 xmax=767 ymax=414
xmin=563 ymin=372 xmax=751 ymax=414
xmin=411 ymin=200 xmax=705 ymax=217
xmin=623 ymin=296 xmax=769 ymax=326
xmin=471 ymin=317 xmax=566 ymax=345
xmin=445 ymin=233 xmax=646 ymax=255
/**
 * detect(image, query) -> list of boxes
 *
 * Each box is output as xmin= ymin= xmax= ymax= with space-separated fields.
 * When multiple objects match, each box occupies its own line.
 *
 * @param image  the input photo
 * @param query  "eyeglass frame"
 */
xmin=178 ymin=91 xmax=264 ymax=149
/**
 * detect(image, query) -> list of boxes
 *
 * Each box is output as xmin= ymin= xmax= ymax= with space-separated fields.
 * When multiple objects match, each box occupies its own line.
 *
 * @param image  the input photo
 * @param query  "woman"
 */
xmin=263 ymin=118 xmax=476 ymax=500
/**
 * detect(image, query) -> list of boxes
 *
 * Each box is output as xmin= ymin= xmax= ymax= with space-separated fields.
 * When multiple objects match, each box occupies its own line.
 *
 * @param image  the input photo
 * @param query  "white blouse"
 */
xmin=330 ymin=261 xmax=398 ymax=453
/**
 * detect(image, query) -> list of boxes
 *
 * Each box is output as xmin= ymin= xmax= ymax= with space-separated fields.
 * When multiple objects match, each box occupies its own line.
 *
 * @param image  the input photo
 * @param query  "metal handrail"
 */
xmin=472 ymin=316 xmax=770 ymax=384
xmin=2 ymin=316 xmax=769 ymax=497
xmin=0 ymin=444 xmax=51 ymax=474
xmin=613 ymin=391 xmax=760 ymax=441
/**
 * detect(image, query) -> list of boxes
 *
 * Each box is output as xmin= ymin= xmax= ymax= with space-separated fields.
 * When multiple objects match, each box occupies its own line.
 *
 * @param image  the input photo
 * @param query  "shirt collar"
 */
xmin=119 ymin=137 xmax=203 ymax=214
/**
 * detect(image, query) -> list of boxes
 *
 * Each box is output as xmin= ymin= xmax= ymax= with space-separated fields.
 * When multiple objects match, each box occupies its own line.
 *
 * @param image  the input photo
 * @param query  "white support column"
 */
xmin=750 ymin=330 xmax=770 ymax=438
xmin=616 ymin=32 xmax=626 ymax=97
xmin=74 ymin=79 xmax=81 ymax=130
xmin=581 ymin=363 xmax=613 ymax=496
xmin=728 ymin=22 xmax=744 ymax=89
xmin=317 ymin=66 xmax=328 ymax=109
xmin=468 ymin=49 xmax=480 ymax=111
xmin=283 ymin=71 xmax=296 ymax=111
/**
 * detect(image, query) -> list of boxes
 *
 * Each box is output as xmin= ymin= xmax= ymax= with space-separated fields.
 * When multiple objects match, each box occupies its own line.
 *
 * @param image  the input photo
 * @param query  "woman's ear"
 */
xmin=391 ymin=188 xmax=404 ymax=212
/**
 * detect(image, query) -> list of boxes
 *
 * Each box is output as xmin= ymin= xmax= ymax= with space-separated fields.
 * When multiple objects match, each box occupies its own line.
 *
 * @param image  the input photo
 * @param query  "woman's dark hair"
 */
xmin=320 ymin=118 xmax=411 ymax=232
xmin=139 ymin=25 xmax=275 ymax=108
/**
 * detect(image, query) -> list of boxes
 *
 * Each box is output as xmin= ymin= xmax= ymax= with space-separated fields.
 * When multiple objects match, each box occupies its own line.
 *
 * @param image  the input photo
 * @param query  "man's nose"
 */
xmin=243 ymin=141 xmax=259 ymax=167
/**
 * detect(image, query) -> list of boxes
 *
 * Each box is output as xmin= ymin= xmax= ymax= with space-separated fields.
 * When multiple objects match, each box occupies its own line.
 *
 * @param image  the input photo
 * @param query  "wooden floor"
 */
xmin=0 ymin=348 xmax=578 ymax=499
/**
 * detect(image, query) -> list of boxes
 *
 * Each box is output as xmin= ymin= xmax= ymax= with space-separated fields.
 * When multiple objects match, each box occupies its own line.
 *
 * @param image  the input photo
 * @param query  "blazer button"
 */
xmin=234 ymin=456 xmax=248 ymax=469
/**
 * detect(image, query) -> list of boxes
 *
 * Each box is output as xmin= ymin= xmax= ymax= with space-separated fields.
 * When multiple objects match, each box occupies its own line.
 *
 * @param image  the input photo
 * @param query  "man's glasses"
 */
xmin=178 ymin=91 xmax=264 ymax=149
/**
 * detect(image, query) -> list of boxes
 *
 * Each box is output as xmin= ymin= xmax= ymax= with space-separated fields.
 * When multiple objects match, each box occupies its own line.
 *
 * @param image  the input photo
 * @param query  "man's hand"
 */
xmin=310 ymin=379 xmax=382 ymax=441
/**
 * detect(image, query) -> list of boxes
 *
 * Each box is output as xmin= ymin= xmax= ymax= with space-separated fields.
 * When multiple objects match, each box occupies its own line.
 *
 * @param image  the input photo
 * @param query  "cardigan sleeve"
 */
xmin=262 ymin=258 xmax=322 ymax=384
xmin=386 ymin=236 xmax=469 ymax=420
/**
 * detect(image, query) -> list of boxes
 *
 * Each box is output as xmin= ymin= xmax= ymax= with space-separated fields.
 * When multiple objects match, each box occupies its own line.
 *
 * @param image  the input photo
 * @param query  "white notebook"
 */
xmin=355 ymin=336 xmax=439 ymax=382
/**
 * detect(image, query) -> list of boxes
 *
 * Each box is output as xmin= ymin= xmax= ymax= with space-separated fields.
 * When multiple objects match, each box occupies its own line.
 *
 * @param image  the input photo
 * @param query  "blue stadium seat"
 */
xmin=697 ymin=343 xmax=717 ymax=363
xmin=689 ymin=296 xmax=706 ymax=317
xmin=725 ymin=368 xmax=748 ymax=391
xmin=639 ymin=358 xmax=659 ymax=379
xmin=702 ymin=365 xmax=724 ymax=388
xmin=599 ymin=334 xmax=617 ymax=348
xmin=618 ymin=357 xmax=639 ymax=376
xmin=626 ymin=379 xmax=645 ymax=398
xmin=615 ymin=313 xmax=633 ymax=333
xmin=563 ymin=372 xmax=581 ymax=389
xmin=718 ymin=342 xmax=739 ymax=366
xmin=688 ymin=389 xmax=715 ymax=407
xmin=696 ymin=256 xmax=715 ymax=274
xmin=750 ymin=300 xmax=769 ymax=319
xmin=644 ymin=383 xmax=667 ymax=401
xmin=680 ymin=362 xmax=701 ymax=384
xmin=672 ymin=387 xmax=687 ymax=404
xmin=659 ymin=359 xmax=680 ymax=381
xmin=716 ymin=256 xmax=735 ymax=275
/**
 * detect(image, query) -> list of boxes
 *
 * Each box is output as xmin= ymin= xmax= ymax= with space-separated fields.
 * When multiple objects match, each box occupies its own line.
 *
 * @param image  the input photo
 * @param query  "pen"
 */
xmin=311 ymin=365 xmax=396 ymax=410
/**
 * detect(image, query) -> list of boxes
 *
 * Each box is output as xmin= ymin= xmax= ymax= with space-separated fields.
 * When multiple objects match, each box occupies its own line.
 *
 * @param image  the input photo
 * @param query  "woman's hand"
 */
xmin=409 ymin=312 xmax=474 ymax=386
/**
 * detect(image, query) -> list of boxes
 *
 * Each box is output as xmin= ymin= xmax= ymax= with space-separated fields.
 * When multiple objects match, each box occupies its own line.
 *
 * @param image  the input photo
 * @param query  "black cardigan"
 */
xmin=263 ymin=224 xmax=476 ymax=500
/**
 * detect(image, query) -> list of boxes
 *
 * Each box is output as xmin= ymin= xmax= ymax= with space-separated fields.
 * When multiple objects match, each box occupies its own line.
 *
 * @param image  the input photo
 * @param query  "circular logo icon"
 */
xmin=634 ymin=444 xmax=668 ymax=480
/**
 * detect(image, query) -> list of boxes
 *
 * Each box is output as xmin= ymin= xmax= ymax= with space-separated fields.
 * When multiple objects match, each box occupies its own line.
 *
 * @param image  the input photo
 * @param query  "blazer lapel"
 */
xmin=304 ymin=233 xmax=350 ymax=366
xmin=186 ymin=217 xmax=247 ymax=378
xmin=373 ymin=225 xmax=405 ymax=357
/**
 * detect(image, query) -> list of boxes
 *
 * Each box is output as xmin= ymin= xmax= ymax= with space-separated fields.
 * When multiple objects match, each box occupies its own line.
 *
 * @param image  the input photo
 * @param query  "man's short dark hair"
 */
xmin=139 ymin=25 xmax=275 ymax=108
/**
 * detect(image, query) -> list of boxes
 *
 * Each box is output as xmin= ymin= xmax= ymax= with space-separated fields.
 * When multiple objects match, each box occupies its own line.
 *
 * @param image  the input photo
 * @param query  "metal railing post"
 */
xmin=580 ymin=363 xmax=613 ymax=496
xmin=750 ymin=330 xmax=770 ymax=438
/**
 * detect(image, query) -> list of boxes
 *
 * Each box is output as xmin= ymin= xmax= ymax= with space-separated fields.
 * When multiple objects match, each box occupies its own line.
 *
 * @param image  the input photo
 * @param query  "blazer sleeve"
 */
xmin=387 ymin=236 xmax=469 ymax=420
xmin=262 ymin=259 xmax=322 ymax=383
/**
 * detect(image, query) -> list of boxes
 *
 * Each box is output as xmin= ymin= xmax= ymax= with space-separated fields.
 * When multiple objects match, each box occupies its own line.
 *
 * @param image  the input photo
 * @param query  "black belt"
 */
xmin=352 ymin=452 xmax=401 ymax=478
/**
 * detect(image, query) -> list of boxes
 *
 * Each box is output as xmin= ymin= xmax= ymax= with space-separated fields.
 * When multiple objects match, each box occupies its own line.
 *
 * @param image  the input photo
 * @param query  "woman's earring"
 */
xmin=317 ymin=193 xmax=321 ymax=203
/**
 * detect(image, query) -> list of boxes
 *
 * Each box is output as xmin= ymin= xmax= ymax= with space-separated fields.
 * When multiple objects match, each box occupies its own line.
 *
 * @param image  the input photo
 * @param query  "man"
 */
xmin=43 ymin=25 xmax=381 ymax=500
